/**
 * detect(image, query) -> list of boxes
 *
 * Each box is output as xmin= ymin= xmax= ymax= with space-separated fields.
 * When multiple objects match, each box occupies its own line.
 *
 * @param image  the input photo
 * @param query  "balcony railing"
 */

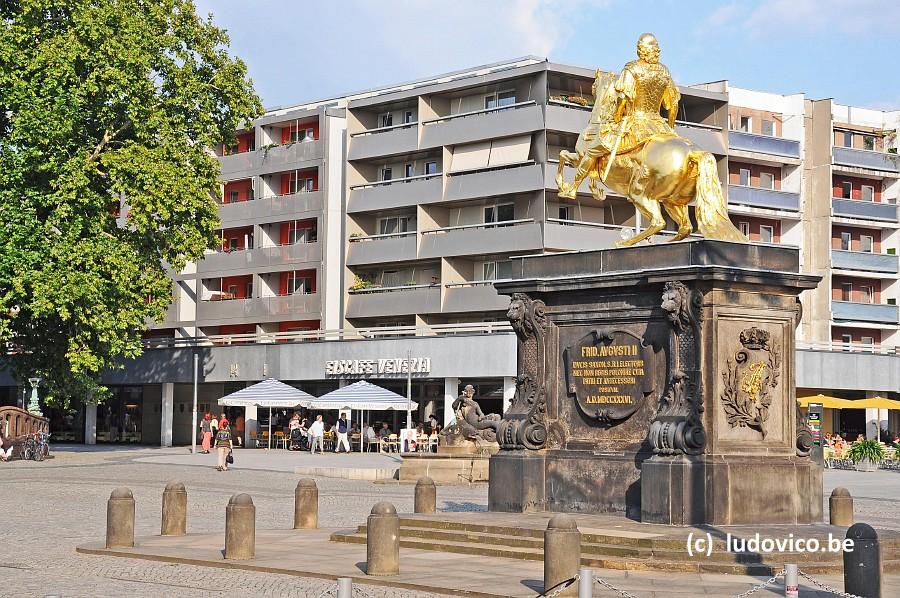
xmin=349 ymin=172 xmax=441 ymax=190
xmin=345 ymin=284 xmax=441 ymax=318
xmin=419 ymin=218 xmax=542 ymax=259
xmin=422 ymin=100 xmax=537 ymax=126
xmin=797 ymin=340 xmax=900 ymax=356
xmin=141 ymin=321 xmax=513 ymax=349
xmin=728 ymin=185 xmax=800 ymax=211
xmin=831 ymin=300 xmax=899 ymax=324
xmin=729 ymin=130 xmax=801 ymax=158
xmin=442 ymin=281 xmax=511 ymax=313
xmin=346 ymin=231 xmax=417 ymax=266
xmin=196 ymin=294 xmax=321 ymax=323
xmin=833 ymin=146 xmax=900 ymax=172
xmin=421 ymin=218 xmax=535 ymax=234
xmin=831 ymin=198 xmax=899 ymax=222
xmin=831 ymin=250 xmax=900 ymax=274
xmin=350 ymin=121 xmax=417 ymax=138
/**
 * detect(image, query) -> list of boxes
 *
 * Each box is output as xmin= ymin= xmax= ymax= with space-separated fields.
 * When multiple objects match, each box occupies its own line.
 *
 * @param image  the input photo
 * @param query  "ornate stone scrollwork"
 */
xmin=793 ymin=297 xmax=814 ymax=457
xmin=648 ymin=281 xmax=706 ymax=455
xmin=497 ymin=293 xmax=550 ymax=450
xmin=721 ymin=327 xmax=780 ymax=438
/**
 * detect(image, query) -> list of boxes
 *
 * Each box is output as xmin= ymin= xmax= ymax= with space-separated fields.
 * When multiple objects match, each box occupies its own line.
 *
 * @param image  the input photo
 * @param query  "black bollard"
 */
xmin=844 ymin=522 xmax=881 ymax=598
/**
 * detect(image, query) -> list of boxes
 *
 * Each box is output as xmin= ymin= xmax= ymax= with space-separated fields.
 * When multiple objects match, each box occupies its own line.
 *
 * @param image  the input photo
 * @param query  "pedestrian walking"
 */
xmin=335 ymin=413 xmax=351 ymax=453
xmin=215 ymin=420 xmax=233 ymax=471
xmin=200 ymin=413 xmax=212 ymax=454
xmin=308 ymin=415 xmax=325 ymax=454
xmin=234 ymin=413 xmax=244 ymax=447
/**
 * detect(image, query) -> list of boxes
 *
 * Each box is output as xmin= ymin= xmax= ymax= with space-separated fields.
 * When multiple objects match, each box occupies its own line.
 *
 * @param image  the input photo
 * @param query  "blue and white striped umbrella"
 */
xmin=217 ymin=378 xmax=315 ymax=408
xmin=309 ymin=380 xmax=416 ymax=411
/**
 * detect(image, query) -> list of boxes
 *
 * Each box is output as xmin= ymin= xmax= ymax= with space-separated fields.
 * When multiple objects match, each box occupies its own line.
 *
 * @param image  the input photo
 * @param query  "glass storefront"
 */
xmin=97 ymin=386 xmax=144 ymax=443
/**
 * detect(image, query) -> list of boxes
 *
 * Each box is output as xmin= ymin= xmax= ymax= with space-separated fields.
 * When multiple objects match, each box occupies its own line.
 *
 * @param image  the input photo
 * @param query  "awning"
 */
xmin=217 ymin=378 xmax=315 ymax=408
xmin=307 ymin=380 xmax=417 ymax=411
xmin=853 ymin=397 xmax=900 ymax=410
xmin=797 ymin=394 xmax=860 ymax=409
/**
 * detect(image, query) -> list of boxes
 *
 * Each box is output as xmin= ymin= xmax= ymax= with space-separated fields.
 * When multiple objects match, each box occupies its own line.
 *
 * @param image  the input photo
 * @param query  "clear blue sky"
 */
xmin=194 ymin=0 xmax=900 ymax=111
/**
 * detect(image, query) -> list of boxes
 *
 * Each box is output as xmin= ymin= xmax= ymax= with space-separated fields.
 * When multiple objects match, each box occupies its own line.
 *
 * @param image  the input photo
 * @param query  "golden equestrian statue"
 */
xmin=557 ymin=33 xmax=746 ymax=246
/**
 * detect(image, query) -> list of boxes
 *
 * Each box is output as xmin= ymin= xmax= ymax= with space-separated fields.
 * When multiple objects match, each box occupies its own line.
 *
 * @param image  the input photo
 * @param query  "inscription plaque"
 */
xmin=564 ymin=329 xmax=656 ymax=425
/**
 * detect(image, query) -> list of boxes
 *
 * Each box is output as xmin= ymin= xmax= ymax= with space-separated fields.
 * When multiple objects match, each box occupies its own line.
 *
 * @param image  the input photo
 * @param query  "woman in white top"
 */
xmin=308 ymin=415 xmax=325 ymax=454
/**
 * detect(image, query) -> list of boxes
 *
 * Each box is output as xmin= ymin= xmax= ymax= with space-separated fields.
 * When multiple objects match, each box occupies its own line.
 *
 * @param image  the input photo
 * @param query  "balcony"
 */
xmin=831 ymin=250 xmax=900 ymax=274
xmin=833 ymin=146 xmax=900 ymax=173
xmin=348 ymin=122 xmax=418 ymax=161
xmin=543 ymin=219 xmax=628 ymax=251
xmin=831 ymin=301 xmax=899 ymax=324
xmin=831 ymin=198 xmax=899 ymax=222
xmin=217 ymin=191 xmax=324 ymax=226
xmin=345 ymin=285 xmax=441 ymax=319
xmin=674 ymin=121 xmax=726 ymax=155
xmin=728 ymin=185 xmax=800 ymax=212
xmin=442 ymin=282 xmax=510 ymax=313
xmin=218 ymin=140 xmax=324 ymax=178
xmin=545 ymin=100 xmax=592 ymax=135
xmin=149 ymin=301 xmax=180 ymax=327
xmin=197 ymin=294 xmax=322 ymax=325
xmin=419 ymin=219 xmax=542 ymax=259
xmin=346 ymin=232 xmax=418 ymax=266
xmin=444 ymin=162 xmax=544 ymax=202
xmin=198 ymin=243 xmax=322 ymax=275
xmin=420 ymin=101 xmax=543 ymax=148
xmin=728 ymin=131 xmax=800 ymax=159
xmin=347 ymin=174 xmax=442 ymax=213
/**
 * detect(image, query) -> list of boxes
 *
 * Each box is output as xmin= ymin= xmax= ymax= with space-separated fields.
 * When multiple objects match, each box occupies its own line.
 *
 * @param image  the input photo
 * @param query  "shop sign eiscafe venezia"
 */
xmin=325 ymin=357 xmax=432 ymax=377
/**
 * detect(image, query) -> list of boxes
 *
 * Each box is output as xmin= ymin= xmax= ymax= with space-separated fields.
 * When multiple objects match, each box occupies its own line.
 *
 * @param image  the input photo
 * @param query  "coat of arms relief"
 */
xmin=721 ymin=327 xmax=781 ymax=438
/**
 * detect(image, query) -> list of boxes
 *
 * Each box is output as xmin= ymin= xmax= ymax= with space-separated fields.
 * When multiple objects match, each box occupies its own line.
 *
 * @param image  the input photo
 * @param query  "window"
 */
xmin=860 ymin=235 xmax=874 ymax=253
xmin=379 ymin=216 xmax=411 ymax=235
xmin=841 ymin=283 xmax=852 ymax=301
xmin=558 ymin=206 xmax=572 ymax=221
xmin=483 ymin=260 xmax=513 ymax=280
xmin=484 ymin=203 xmax=515 ymax=224
xmin=229 ymin=190 xmax=239 ymax=203
xmin=290 ymin=177 xmax=314 ymax=193
xmin=289 ymin=226 xmax=316 ymax=244
xmin=485 ymin=90 xmax=516 ymax=110
xmin=403 ymin=110 xmax=414 ymax=124
xmin=289 ymin=127 xmax=313 ymax=143
xmin=739 ymin=221 xmax=750 ymax=237
xmin=860 ymin=285 xmax=874 ymax=304
xmin=246 ymin=233 xmax=253 ymax=249
xmin=739 ymin=168 xmax=750 ymax=186
xmin=381 ymin=270 xmax=401 ymax=287
xmin=287 ymin=274 xmax=313 ymax=295
xmin=425 ymin=161 xmax=438 ymax=175
xmin=863 ymin=135 xmax=875 ymax=151
xmin=843 ymin=131 xmax=853 ymax=148
xmin=761 ymin=119 xmax=775 ymax=136
xmin=860 ymin=336 xmax=875 ymax=352
xmin=248 ymin=138 xmax=256 ymax=151
xmin=227 ymin=284 xmax=238 ymax=297
xmin=247 ymin=187 xmax=254 ymax=201
xmin=840 ymin=232 xmax=851 ymax=251
xmin=861 ymin=185 xmax=874 ymax=202
xmin=245 ymin=282 xmax=253 ymax=298
xmin=228 ymin=238 xmax=239 ymax=251
xmin=841 ymin=334 xmax=852 ymax=351
xmin=759 ymin=225 xmax=774 ymax=243
xmin=380 ymin=112 xmax=393 ymax=128
xmin=739 ymin=116 xmax=750 ymax=132
xmin=759 ymin=172 xmax=775 ymax=190
xmin=841 ymin=182 xmax=852 ymax=199
xmin=381 ymin=167 xmax=392 ymax=182
xmin=404 ymin=163 xmax=414 ymax=179
xmin=303 ymin=128 xmax=314 ymax=142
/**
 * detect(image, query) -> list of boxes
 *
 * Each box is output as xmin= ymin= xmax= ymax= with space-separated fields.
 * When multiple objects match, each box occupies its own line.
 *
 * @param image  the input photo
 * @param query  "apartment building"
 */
xmin=4 ymin=57 xmax=897 ymax=445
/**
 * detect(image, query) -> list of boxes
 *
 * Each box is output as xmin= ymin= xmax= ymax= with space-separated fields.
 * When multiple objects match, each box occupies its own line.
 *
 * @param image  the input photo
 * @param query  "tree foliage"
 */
xmin=0 ymin=0 xmax=263 ymax=406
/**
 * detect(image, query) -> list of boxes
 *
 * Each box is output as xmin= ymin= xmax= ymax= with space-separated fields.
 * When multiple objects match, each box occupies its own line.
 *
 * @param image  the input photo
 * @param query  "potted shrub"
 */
xmin=847 ymin=439 xmax=885 ymax=472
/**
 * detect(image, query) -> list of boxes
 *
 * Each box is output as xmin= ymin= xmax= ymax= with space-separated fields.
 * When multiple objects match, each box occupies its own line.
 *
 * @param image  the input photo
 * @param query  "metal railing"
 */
xmin=421 ymin=218 xmax=535 ymax=235
xmin=349 ymin=172 xmax=441 ymax=190
xmin=142 ymin=321 xmax=513 ymax=349
xmin=727 ymin=184 xmax=801 ymax=211
xmin=728 ymin=130 xmax=801 ymax=158
xmin=674 ymin=119 xmax=723 ymax=132
xmin=447 ymin=159 xmax=536 ymax=177
xmin=348 ymin=231 xmax=417 ymax=242
xmin=834 ymin=145 xmax=900 ymax=172
xmin=422 ymin=100 xmax=537 ymax=125
xmin=832 ymin=197 xmax=899 ymax=222
xmin=349 ymin=121 xmax=418 ymax=138
xmin=547 ymin=98 xmax=592 ymax=111
xmin=348 ymin=283 xmax=435 ymax=295
xmin=796 ymin=340 xmax=899 ymax=355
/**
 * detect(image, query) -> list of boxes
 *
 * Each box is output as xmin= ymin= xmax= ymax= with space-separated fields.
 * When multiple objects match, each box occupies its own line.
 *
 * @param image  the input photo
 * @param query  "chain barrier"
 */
xmin=351 ymin=587 xmax=376 ymax=598
xmin=798 ymin=570 xmax=865 ymax=598
xmin=537 ymin=573 xmax=580 ymax=597
xmin=594 ymin=575 xmax=642 ymax=598
xmin=729 ymin=569 xmax=784 ymax=598
xmin=315 ymin=589 xmax=335 ymax=598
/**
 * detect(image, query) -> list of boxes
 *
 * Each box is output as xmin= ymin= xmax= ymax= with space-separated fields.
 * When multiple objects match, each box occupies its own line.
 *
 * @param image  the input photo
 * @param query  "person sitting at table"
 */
xmin=379 ymin=422 xmax=391 ymax=437
xmin=363 ymin=422 xmax=376 ymax=451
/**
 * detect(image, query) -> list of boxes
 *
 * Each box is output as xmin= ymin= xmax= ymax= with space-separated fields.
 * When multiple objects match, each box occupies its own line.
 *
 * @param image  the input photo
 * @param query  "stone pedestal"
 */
xmin=489 ymin=240 xmax=823 ymax=525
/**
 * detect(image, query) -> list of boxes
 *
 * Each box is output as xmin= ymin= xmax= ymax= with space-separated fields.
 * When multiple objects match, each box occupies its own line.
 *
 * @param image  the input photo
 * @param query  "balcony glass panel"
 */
xmin=833 ymin=146 xmax=900 ymax=172
xmin=831 ymin=250 xmax=899 ymax=274
xmin=831 ymin=301 xmax=899 ymax=324
xmin=728 ymin=131 xmax=800 ymax=158
xmin=728 ymin=185 xmax=800 ymax=211
xmin=832 ymin=198 xmax=899 ymax=222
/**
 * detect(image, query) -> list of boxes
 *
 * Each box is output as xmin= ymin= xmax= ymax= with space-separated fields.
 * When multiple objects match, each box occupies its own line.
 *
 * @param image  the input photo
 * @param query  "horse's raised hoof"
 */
xmin=557 ymin=186 xmax=576 ymax=200
xmin=590 ymin=187 xmax=606 ymax=202
xmin=669 ymin=228 xmax=691 ymax=242
xmin=614 ymin=239 xmax=634 ymax=248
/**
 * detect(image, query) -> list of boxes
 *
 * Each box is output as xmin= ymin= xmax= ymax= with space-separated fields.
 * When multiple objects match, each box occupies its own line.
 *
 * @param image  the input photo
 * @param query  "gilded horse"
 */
xmin=556 ymin=70 xmax=746 ymax=247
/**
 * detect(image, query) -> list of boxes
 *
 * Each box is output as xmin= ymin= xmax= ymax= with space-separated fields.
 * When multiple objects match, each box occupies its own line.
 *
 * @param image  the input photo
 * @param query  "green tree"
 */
xmin=0 ymin=0 xmax=263 ymax=407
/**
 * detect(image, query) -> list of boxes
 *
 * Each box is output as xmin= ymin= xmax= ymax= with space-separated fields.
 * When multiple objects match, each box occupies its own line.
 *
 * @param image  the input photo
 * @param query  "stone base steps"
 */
xmin=293 ymin=466 xmax=398 ymax=481
xmin=329 ymin=518 xmax=900 ymax=575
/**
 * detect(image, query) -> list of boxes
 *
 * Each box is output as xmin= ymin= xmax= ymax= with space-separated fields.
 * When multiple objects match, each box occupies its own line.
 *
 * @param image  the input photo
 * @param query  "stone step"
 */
xmin=330 ymin=529 xmax=900 ymax=575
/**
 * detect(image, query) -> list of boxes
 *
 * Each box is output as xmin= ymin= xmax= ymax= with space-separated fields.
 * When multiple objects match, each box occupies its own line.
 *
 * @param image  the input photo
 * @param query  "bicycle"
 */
xmin=22 ymin=432 xmax=50 ymax=461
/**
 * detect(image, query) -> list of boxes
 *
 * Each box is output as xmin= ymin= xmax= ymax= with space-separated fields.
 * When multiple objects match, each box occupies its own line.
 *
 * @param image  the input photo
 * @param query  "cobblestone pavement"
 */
xmin=0 ymin=447 xmax=476 ymax=598
xmin=0 ymin=446 xmax=898 ymax=597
